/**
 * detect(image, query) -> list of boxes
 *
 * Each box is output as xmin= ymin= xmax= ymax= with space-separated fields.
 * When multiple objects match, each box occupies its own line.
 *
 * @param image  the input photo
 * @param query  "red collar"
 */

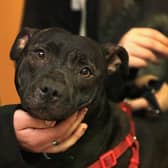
xmin=88 ymin=102 xmax=140 ymax=168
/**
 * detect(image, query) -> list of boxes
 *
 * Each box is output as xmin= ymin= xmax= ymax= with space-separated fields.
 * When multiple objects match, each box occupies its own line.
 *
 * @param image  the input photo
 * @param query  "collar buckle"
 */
xmin=99 ymin=150 xmax=117 ymax=168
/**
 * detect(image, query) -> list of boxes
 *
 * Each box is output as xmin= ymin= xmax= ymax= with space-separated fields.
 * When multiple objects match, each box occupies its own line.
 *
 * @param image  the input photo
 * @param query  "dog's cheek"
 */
xmin=15 ymin=62 xmax=32 ymax=99
xmin=76 ymin=77 xmax=101 ymax=105
xmin=77 ymin=73 xmax=101 ymax=88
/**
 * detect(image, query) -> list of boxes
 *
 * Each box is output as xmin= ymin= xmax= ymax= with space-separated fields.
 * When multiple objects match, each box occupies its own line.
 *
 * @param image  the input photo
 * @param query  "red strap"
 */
xmin=120 ymin=102 xmax=136 ymax=136
xmin=88 ymin=134 xmax=138 ymax=168
xmin=88 ymin=102 xmax=139 ymax=168
xmin=129 ymin=140 xmax=139 ymax=168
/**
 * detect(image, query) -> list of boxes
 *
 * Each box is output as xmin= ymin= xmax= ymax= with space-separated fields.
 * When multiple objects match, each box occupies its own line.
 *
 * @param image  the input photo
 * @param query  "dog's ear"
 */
xmin=103 ymin=44 xmax=130 ymax=101
xmin=103 ymin=44 xmax=129 ymax=78
xmin=10 ymin=27 xmax=39 ymax=61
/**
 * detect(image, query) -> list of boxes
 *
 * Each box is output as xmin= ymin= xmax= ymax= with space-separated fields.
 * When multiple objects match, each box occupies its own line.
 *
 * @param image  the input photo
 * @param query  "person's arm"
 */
xmin=0 ymin=105 xmax=28 ymax=167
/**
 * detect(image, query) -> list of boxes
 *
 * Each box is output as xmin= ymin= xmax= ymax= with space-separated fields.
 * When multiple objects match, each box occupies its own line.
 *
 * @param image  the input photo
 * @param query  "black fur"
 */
xmin=11 ymin=28 xmax=168 ymax=167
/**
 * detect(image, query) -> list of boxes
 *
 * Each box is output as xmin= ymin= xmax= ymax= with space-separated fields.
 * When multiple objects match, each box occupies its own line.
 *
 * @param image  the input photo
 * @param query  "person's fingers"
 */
xmin=134 ymin=75 xmax=158 ymax=87
xmin=155 ymin=83 xmax=168 ymax=112
xmin=119 ymin=28 xmax=168 ymax=67
xmin=57 ymin=108 xmax=88 ymax=142
xmin=127 ymin=82 xmax=168 ymax=112
xmin=127 ymin=54 xmax=148 ymax=68
xmin=132 ymin=35 xmax=168 ymax=58
xmin=125 ymin=42 xmax=160 ymax=64
xmin=44 ymin=123 xmax=88 ymax=153
xmin=45 ymin=108 xmax=88 ymax=142
xmin=125 ymin=98 xmax=149 ymax=111
xmin=124 ymin=28 xmax=168 ymax=58
xmin=136 ymin=28 xmax=168 ymax=46
xmin=21 ymin=108 xmax=88 ymax=146
xmin=14 ymin=109 xmax=56 ymax=130
xmin=20 ymin=123 xmax=88 ymax=153
xmin=16 ymin=108 xmax=88 ymax=152
xmin=119 ymin=29 xmax=162 ymax=68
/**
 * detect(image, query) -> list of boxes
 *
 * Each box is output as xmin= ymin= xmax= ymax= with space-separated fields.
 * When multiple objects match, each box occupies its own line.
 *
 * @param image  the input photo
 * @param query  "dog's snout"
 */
xmin=35 ymin=78 xmax=65 ymax=101
xmin=39 ymin=85 xmax=60 ymax=100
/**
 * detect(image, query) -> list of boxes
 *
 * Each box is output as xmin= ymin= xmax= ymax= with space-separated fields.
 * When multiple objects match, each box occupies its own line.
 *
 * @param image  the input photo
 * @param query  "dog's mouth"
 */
xmin=22 ymin=102 xmax=75 ymax=121
xmin=21 ymin=96 xmax=93 ymax=122
xmin=21 ymin=85 xmax=99 ymax=121
xmin=44 ymin=120 xmax=56 ymax=127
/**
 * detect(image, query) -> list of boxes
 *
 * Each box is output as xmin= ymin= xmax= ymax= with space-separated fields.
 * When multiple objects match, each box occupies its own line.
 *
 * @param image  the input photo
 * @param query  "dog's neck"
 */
xmin=53 ymin=90 xmax=131 ymax=167
xmin=25 ymin=89 xmax=131 ymax=167
xmin=22 ymin=88 xmax=130 ymax=168
xmin=87 ymin=92 xmax=130 ymax=148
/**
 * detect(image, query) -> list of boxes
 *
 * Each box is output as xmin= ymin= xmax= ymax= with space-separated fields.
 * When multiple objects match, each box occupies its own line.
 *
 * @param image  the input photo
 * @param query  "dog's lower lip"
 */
xmin=45 ymin=120 xmax=56 ymax=127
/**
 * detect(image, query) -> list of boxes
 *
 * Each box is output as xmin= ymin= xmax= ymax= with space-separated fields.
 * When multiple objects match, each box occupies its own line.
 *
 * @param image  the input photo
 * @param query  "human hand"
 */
xmin=155 ymin=82 xmax=168 ymax=112
xmin=119 ymin=28 xmax=168 ymax=68
xmin=126 ymin=83 xmax=168 ymax=112
xmin=125 ymin=75 xmax=168 ymax=112
xmin=13 ymin=108 xmax=88 ymax=153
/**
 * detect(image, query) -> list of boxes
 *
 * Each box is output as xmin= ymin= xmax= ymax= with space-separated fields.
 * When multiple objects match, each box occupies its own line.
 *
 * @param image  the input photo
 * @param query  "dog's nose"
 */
xmin=37 ymin=81 xmax=63 ymax=101
xmin=39 ymin=86 xmax=60 ymax=100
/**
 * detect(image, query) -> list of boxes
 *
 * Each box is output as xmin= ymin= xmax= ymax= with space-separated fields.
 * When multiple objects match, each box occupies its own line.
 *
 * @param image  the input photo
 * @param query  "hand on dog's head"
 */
xmin=10 ymin=27 xmax=129 ymax=121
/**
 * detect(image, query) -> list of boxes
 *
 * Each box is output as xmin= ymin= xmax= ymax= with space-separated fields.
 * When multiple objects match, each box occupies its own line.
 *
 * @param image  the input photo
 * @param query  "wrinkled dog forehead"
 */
xmin=30 ymin=29 xmax=104 ymax=61
xmin=22 ymin=29 xmax=106 ymax=73
xmin=11 ymin=27 xmax=107 ymax=74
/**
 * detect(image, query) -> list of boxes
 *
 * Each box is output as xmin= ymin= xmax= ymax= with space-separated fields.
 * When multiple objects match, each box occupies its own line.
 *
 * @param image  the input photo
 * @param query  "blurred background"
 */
xmin=0 ymin=0 xmax=24 ymax=105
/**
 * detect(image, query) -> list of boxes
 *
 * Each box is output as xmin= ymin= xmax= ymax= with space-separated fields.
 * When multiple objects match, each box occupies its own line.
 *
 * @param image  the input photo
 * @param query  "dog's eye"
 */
xmin=33 ymin=48 xmax=45 ymax=58
xmin=80 ymin=67 xmax=92 ymax=78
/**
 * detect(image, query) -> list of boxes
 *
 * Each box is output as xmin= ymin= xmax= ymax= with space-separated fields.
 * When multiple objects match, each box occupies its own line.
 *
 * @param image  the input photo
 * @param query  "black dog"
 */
xmin=11 ymin=27 xmax=168 ymax=168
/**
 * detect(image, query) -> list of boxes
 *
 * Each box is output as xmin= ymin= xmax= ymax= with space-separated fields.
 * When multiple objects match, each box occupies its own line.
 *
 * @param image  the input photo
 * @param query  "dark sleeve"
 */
xmin=21 ymin=0 xmax=81 ymax=35
xmin=0 ymin=105 xmax=30 ymax=168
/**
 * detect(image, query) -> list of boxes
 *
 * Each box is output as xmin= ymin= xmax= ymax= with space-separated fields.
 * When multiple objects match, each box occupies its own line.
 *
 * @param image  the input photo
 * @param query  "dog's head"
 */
xmin=11 ymin=27 xmax=128 ymax=120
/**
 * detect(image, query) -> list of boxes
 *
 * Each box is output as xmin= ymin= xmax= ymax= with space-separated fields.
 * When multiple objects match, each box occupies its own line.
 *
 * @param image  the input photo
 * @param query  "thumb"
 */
xmin=125 ymin=98 xmax=149 ymax=111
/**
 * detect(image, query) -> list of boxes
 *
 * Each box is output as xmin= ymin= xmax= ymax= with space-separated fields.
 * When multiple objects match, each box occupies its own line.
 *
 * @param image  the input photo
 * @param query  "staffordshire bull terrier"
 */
xmin=10 ymin=27 xmax=168 ymax=168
